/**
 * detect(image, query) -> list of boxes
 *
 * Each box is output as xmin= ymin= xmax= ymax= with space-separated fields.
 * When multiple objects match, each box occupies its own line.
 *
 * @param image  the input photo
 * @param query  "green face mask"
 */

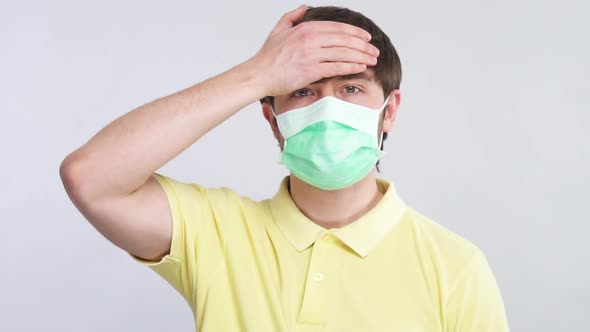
xmin=272 ymin=96 xmax=388 ymax=190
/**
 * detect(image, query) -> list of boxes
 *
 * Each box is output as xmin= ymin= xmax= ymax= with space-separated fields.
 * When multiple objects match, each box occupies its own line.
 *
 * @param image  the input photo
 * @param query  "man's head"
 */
xmin=261 ymin=6 xmax=402 ymax=168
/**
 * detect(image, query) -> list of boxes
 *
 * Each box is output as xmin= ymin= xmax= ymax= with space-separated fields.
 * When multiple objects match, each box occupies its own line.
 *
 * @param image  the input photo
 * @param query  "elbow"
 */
xmin=59 ymin=152 xmax=94 ymax=206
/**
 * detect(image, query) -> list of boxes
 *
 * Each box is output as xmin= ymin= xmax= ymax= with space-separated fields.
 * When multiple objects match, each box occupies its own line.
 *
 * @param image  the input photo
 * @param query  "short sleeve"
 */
xmin=127 ymin=172 xmax=222 ymax=308
xmin=445 ymin=250 xmax=510 ymax=332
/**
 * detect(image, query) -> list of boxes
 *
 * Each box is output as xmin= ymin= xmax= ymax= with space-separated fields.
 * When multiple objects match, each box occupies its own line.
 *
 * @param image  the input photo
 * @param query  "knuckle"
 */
xmin=335 ymin=35 xmax=348 ymax=46
xmin=295 ymin=22 xmax=310 ymax=32
xmin=351 ymin=50 xmax=365 ymax=62
xmin=331 ymin=63 xmax=344 ymax=74
xmin=351 ymin=37 xmax=366 ymax=50
xmin=340 ymin=49 xmax=353 ymax=61
xmin=299 ymin=31 xmax=315 ymax=44
xmin=348 ymin=63 xmax=364 ymax=74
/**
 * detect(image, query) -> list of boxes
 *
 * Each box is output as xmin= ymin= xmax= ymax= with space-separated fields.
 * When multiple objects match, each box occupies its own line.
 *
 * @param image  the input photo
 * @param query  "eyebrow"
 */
xmin=310 ymin=72 xmax=374 ymax=85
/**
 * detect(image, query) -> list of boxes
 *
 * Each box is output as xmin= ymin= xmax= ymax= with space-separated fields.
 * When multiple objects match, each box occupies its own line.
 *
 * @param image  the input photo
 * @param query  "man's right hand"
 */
xmin=248 ymin=5 xmax=380 ymax=97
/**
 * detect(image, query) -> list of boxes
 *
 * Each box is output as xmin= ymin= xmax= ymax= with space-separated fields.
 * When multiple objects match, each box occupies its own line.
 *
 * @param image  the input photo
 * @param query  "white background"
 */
xmin=1 ymin=0 xmax=588 ymax=331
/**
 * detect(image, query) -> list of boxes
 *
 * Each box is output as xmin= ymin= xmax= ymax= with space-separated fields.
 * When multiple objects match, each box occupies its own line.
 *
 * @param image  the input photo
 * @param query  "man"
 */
xmin=60 ymin=5 xmax=509 ymax=331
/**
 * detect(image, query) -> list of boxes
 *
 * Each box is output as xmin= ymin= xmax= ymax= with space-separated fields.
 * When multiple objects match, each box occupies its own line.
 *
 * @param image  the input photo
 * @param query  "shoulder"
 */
xmin=153 ymin=173 xmax=256 ymax=207
xmin=152 ymin=173 xmax=271 ymax=227
xmin=396 ymin=207 xmax=504 ymax=310
xmin=399 ymin=206 xmax=485 ymax=277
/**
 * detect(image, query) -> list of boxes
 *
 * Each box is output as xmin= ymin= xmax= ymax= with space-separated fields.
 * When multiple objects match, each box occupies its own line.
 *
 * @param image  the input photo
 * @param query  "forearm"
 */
xmin=61 ymin=59 xmax=265 ymax=201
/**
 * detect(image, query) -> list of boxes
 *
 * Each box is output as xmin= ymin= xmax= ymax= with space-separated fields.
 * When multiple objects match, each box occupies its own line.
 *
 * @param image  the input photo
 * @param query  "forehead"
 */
xmin=310 ymin=69 xmax=377 ymax=85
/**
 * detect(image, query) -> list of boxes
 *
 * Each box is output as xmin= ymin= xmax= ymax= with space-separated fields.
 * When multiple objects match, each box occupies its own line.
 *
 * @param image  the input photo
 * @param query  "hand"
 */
xmin=249 ymin=5 xmax=380 ymax=97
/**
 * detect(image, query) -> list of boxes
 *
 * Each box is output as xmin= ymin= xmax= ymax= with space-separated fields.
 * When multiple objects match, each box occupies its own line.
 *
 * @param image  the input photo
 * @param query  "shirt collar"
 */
xmin=269 ymin=176 xmax=407 ymax=258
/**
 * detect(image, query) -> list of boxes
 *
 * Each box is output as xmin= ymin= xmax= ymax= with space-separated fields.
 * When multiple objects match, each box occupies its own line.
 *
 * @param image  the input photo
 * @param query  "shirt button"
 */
xmin=314 ymin=273 xmax=324 ymax=281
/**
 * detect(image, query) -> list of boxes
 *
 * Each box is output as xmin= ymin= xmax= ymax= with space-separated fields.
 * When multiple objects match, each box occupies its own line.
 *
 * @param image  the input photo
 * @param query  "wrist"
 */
xmin=232 ymin=56 xmax=270 ymax=99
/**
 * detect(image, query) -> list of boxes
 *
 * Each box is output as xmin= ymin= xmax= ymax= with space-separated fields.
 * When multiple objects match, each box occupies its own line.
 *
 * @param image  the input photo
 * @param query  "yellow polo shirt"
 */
xmin=129 ymin=173 xmax=509 ymax=331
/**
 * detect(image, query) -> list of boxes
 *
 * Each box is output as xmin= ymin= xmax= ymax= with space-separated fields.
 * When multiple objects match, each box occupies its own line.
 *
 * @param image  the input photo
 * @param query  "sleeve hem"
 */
xmin=152 ymin=172 xmax=184 ymax=261
xmin=126 ymin=172 xmax=184 ymax=267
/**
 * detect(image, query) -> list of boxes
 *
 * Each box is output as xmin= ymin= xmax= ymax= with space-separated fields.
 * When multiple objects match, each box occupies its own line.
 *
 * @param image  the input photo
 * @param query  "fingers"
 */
xmin=315 ymin=47 xmax=378 ymax=66
xmin=294 ymin=23 xmax=379 ymax=61
xmin=318 ymin=62 xmax=368 ymax=78
xmin=272 ymin=4 xmax=308 ymax=34
xmin=299 ymin=21 xmax=372 ymax=42
xmin=315 ymin=32 xmax=380 ymax=57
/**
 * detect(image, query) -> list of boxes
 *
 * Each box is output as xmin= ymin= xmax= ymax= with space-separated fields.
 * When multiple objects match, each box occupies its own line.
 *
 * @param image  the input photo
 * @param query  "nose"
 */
xmin=315 ymin=83 xmax=337 ymax=99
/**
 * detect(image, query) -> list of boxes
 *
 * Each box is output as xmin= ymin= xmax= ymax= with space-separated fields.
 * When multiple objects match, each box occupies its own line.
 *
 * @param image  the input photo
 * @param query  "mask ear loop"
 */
xmin=269 ymin=104 xmax=288 ymax=164
xmin=270 ymin=104 xmax=278 ymax=118
xmin=377 ymin=96 xmax=390 ymax=152
xmin=270 ymin=104 xmax=283 ymax=133
xmin=378 ymin=130 xmax=385 ymax=150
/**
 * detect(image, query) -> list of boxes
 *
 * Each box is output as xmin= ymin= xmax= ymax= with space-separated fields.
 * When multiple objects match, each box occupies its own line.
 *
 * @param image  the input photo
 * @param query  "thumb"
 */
xmin=271 ymin=4 xmax=308 ymax=34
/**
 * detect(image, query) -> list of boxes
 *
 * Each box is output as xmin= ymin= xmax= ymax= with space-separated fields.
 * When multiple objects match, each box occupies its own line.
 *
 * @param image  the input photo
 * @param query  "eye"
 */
xmin=344 ymin=85 xmax=361 ymax=94
xmin=293 ymin=89 xmax=312 ymax=98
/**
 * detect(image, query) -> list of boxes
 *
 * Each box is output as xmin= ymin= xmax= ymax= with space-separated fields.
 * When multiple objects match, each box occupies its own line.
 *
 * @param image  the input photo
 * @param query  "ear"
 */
xmin=261 ymin=101 xmax=281 ymax=141
xmin=382 ymin=89 xmax=401 ymax=133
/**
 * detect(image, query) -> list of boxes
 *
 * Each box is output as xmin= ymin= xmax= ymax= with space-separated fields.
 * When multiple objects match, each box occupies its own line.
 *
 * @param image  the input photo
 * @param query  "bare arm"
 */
xmin=60 ymin=61 xmax=265 ymax=260
xmin=59 ymin=5 xmax=379 ymax=261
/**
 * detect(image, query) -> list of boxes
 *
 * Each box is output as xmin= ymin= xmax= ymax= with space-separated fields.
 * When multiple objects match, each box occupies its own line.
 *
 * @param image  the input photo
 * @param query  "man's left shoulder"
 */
xmin=399 ymin=207 xmax=484 ymax=268
xmin=396 ymin=207 xmax=509 ymax=330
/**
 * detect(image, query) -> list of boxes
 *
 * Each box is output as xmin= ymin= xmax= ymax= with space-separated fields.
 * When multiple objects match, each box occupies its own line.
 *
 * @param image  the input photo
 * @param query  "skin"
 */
xmin=59 ymin=5 xmax=398 ymax=261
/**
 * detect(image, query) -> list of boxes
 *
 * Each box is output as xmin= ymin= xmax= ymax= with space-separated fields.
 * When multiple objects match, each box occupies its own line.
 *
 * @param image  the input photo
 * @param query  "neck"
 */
xmin=288 ymin=170 xmax=383 ymax=229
